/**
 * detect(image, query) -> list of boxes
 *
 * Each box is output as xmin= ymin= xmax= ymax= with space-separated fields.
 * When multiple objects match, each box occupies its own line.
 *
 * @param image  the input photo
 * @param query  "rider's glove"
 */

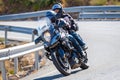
xmin=34 ymin=36 xmax=41 ymax=44
xmin=71 ymin=23 xmax=79 ymax=31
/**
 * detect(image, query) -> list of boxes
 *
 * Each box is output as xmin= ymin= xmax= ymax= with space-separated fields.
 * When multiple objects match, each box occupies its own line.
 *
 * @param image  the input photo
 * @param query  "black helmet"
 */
xmin=46 ymin=11 xmax=57 ymax=23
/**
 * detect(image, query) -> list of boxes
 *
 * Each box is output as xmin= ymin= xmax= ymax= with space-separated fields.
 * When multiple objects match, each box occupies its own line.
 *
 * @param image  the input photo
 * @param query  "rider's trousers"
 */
xmin=68 ymin=35 xmax=83 ymax=56
xmin=69 ymin=30 xmax=85 ymax=47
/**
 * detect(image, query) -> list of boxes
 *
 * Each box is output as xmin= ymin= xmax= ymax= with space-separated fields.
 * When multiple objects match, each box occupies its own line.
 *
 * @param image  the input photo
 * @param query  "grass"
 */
xmin=0 ymin=37 xmax=4 ymax=79
xmin=0 ymin=38 xmax=5 ymax=49
xmin=0 ymin=38 xmax=4 ymax=42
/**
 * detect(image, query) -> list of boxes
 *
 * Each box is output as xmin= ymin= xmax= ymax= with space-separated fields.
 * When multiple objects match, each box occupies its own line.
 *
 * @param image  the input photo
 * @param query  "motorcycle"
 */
xmin=34 ymin=17 xmax=88 ymax=76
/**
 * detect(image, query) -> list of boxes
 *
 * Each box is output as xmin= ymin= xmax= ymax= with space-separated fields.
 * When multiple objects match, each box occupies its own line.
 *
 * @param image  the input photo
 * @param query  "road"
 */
xmin=1 ymin=21 xmax=120 ymax=80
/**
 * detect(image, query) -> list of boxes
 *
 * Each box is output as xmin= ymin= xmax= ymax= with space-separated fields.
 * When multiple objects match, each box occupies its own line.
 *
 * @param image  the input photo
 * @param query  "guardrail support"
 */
xmin=103 ymin=11 xmax=107 ymax=20
xmin=5 ymin=27 xmax=8 ymax=46
xmin=37 ymin=16 xmax=40 ymax=21
xmin=32 ymin=32 xmax=35 ymax=42
xmin=0 ymin=61 xmax=8 ymax=80
xmin=35 ymin=51 xmax=39 ymax=70
xmin=14 ymin=57 xmax=18 ymax=74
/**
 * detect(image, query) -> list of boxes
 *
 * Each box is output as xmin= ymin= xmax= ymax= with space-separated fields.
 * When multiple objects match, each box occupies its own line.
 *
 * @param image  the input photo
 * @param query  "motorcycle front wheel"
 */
xmin=51 ymin=51 xmax=71 ymax=76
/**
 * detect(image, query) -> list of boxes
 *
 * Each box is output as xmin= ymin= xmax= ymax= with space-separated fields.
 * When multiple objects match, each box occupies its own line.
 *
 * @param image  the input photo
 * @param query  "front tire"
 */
xmin=51 ymin=51 xmax=71 ymax=76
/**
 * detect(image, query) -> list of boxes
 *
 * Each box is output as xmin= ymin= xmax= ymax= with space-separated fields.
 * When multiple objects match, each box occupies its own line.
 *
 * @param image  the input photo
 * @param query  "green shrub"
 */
xmin=0 ymin=38 xmax=4 ymax=42
xmin=90 ymin=0 xmax=107 ymax=5
xmin=0 ymin=0 xmax=120 ymax=15
xmin=9 ymin=70 xmax=14 ymax=74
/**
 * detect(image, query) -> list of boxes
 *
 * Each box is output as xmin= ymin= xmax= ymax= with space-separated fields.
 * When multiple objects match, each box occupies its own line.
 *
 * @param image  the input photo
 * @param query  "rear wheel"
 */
xmin=51 ymin=51 xmax=71 ymax=76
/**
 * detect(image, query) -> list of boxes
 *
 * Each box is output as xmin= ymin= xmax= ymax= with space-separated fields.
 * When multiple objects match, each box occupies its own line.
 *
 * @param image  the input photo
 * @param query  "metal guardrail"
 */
xmin=0 ymin=25 xmax=44 ymax=80
xmin=0 ymin=25 xmax=34 ymax=45
xmin=79 ymin=13 xmax=120 ymax=20
xmin=0 ymin=6 xmax=120 ymax=21
xmin=0 ymin=5 xmax=120 ymax=80
xmin=0 ymin=42 xmax=43 ymax=61
xmin=0 ymin=10 xmax=47 ymax=21
xmin=0 ymin=42 xmax=44 ymax=80
xmin=0 ymin=25 xmax=33 ymax=34
xmin=78 ymin=6 xmax=120 ymax=20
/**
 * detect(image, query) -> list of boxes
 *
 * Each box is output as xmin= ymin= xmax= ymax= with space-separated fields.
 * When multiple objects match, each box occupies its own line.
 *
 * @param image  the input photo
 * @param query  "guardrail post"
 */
xmin=78 ymin=12 xmax=80 ymax=21
xmin=5 ymin=26 xmax=8 ymax=46
xmin=37 ymin=16 xmax=40 ymax=21
xmin=32 ymin=32 xmax=35 ymax=42
xmin=14 ymin=57 xmax=18 ymax=74
xmin=34 ymin=51 xmax=39 ymax=70
xmin=79 ymin=8 xmax=84 ymax=21
xmin=0 ymin=61 xmax=8 ymax=80
xmin=103 ymin=11 xmax=107 ymax=20
xmin=78 ymin=8 xmax=82 ymax=21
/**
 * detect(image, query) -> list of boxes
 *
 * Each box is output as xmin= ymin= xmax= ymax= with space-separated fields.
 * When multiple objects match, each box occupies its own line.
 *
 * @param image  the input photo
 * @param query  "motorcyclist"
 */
xmin=52 ymin=3 xmax=88 ymax=51
xmin=46 ymin=10 xmax=89 ymax=69
xmin=34 ymin=10 xmax=85 ymax=69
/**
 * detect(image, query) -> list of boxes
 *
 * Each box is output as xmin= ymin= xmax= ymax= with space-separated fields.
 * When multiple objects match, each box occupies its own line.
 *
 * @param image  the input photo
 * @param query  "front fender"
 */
xmin=51 ymin=48 xmax=71 ymax=76
xmin=50 ymin=46 xmax=65 ymax=59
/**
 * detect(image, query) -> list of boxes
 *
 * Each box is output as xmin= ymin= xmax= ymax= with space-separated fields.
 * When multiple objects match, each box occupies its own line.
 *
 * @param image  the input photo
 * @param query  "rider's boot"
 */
xmin=69 ymin=56 xmax=80 ymax=69
xmin=71 ymin=63 xmax=81 ymax=69
xmin=79 ymin=58 xmax=89 ymax=70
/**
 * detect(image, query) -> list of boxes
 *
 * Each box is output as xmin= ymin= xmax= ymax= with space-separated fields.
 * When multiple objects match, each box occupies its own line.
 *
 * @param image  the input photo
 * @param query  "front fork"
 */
xmin=57 ymin=46 xmax=66 ymax=59
xmin=45 ymin=46 xmax=66 ymax=61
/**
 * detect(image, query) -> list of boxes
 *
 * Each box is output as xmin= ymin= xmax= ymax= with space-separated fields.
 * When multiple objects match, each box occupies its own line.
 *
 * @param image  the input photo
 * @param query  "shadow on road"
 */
xmin=34 ymin=69 xmax=82 ymax=80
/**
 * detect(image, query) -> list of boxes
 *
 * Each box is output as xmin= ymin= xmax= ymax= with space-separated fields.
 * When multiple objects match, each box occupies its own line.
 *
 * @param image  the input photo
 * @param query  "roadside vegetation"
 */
xmin=0 ymin=0 xmax=120 ymax=15
xmin=0 ymin=38 xmax=5 ymax=49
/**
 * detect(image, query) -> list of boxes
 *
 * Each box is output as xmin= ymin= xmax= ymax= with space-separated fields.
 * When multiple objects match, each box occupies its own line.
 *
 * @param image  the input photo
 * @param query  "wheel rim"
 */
xmin=57 ymin=54 xmax=71 ymax=72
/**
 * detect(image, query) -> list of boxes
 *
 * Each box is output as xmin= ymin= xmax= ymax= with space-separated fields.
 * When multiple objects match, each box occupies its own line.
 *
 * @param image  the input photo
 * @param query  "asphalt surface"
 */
xmin=0 ymin=21 xmax=120 ymax=80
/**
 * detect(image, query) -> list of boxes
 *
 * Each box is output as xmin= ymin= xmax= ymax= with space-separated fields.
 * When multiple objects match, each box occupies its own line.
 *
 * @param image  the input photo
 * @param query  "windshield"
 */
xmin=36 ymin=17 xmax=52 ymax=36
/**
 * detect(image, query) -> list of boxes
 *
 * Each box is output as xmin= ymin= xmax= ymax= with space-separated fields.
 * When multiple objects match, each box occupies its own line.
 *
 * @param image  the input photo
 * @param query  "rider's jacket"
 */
xmin=55 ymin=13 xmax=79 ymax=31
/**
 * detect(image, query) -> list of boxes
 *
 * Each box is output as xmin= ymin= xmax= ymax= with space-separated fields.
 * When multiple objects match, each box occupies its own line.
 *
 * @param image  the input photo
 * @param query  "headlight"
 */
xmin=43 ymin=31 xmax=51 ymax=42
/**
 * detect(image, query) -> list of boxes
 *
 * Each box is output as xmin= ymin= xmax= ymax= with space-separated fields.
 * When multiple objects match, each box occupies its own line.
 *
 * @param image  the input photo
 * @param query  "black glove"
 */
xmin=34 ymin=36 xmax=42 ymax=44
xmin=71 ymin=23 xmax=79 ymax=31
